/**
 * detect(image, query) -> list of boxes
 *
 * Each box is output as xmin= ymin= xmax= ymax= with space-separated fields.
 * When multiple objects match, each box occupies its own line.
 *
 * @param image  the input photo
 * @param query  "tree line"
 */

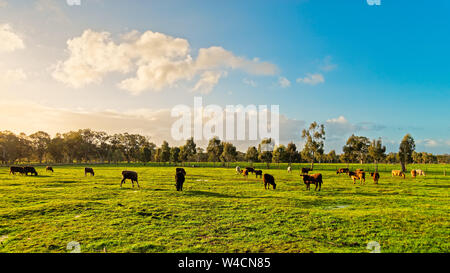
xmin=1 ymin=124 xmax=449 ymax=169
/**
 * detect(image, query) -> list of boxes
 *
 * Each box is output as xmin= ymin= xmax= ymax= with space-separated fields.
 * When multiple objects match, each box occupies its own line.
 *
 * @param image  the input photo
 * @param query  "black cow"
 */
xmin=255 ymin=170 xmax=263 ymax=178
xmin=176 ymin=168 xmax=186 ymax=176
xmin=85 ymin=168 xmax=95 ymax=176
xmin=175 ymin=172 xmax=185 ymax=191
xmin=24 ymin=166 xmax=38 ymax=176
xmin=46 ymin=166 xmax=54 ymax=173
xmin=245 ymin=167 xmax=255 ymax=174
xmin=121 ymin=171 xmax=139 ymax=188
xmin=10 ymin=166 xmax=24 ymax=175
xmin=263 ymin=174 xmax=276 ymax=190
xmin=301 ymin=167 xmax=312 ymax=175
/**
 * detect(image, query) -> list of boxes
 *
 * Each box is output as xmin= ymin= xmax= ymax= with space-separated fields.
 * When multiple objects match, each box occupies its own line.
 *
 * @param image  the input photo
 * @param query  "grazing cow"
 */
xmin=46 ymin=166 xmax=54 ymax=173
xmin=300 ymin=173 xmax=323 ymax=191
xmin=242 ymin=169 xmax=249 ymax=178
xmin=121 ymin=171 xmax=139 ymax=188
xmin=85 ymin=168 xmax=95 ymax=176
xmin=392 ymin=170 xmax=405 ymax=179
xmin=255 ymin=170 xmax=263 ymax=178
xmin=411 ymin=169 xmax=417 ymax=178
xmin=24 ymin=166 xmax=38 ymax=176
xmin=301 ymin=167 xmax=312 ymax=175
xmin=415 ymin=169 xmax=425 ymax=176
xmin=348 ymin=171 xmax=365 ymax=184
xmin=287 ymin=166 xmax=292 ymax=173
xmin=263 ymin=174 xmax=276 ymax=190
xmin=370 ymin=172 xmax=380 ymax=184
xmin=336 ymin=168 xmax=350 ymax=175
xmin=245 ymin=167 xmax=255 ymax=174
xmin=9 ymin=166 xmax=24 ymax=175
xmin=175 ymin=172 xmax=185 ymax=191
xmin=236 ymin=166 xmax=241 ymax=174
xmin=176 ymin=168 xmax=186 ymax=176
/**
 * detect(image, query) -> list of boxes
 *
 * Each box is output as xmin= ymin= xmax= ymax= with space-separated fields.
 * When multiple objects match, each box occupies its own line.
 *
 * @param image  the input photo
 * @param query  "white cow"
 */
xmin=236 ymin=166 xmax=241 ymax=174
xmin=287 ymin=166 xmax=292 ymax=173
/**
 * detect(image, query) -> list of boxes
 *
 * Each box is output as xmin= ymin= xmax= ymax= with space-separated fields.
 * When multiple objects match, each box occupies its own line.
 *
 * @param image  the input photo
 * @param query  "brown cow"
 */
xmin=349 ymin=171 xmax=365 ymax=184
xmin=242 ymin=169 xmax=249 ymax=178
xmin=263 ymin=174 xmax=276 ymax=190
xmin=392 ymin=170 xmax=405 ymax=179
xmin=300 ymin=173 xmax=323 ymax=191
xmin=121 ymin=171 xmax=139 ymax=188
xmin=411 ymin=169 xmax=417 ymax=178
xmin=370 ymin=172 xmax=380 ymax=184
xmin=255 ymin=170 xmax=263 ymax=179
xmin=46 ymin=166 xmax=54 ymax=173
xmin=336 ymin=168 xmax=349 ymax=175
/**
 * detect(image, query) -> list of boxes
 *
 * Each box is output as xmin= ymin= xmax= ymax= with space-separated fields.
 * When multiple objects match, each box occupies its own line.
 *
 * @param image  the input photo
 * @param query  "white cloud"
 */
xmin=53 ymin=29 xmax=278 ymax=95
xmin=296 ymin=73 xmax=324 ymax=86
xmin=242 ymin=78 xmax=257 ymax=87
xmin=0 ymin=1 xmax=8 ymax=8
xmin=320 ymin=56 xmax=337 ymax=72
xmin=0 ymin=69 xmax=27 ymax=88
xmin=195 ymin=46 xmax=277 ymax=75
xmin=417 ymin=139 xmax=450 ymax=148
xmin=278 ymin=76 xmax=291 ymax=88
xmin=0 ymin=24 xmax=25 ymax=53
xmin=192 ymin=71 xmax=226 ymax=94
xmin=326 ymin=116 xmax=355 ymax=136
xmin=325 ymin=116 xmax=386 ymax=137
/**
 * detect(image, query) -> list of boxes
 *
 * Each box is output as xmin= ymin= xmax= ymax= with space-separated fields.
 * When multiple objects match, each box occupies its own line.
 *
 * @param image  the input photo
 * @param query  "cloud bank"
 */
xmin=52 ymin=29 xmax=278 ymax=95
xmin=0 ymin=24 xmax=24 ymax=53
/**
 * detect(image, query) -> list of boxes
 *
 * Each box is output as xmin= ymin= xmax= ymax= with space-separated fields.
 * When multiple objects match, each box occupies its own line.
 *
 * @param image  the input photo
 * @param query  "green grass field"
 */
xmin=0 ymin=163 xmax=448 ymax=253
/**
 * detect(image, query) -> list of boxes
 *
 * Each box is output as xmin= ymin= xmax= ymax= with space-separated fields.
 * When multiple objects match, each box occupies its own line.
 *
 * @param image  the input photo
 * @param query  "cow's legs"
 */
xmin=120 ymin=178 xmax=126 ymax=187
xmin=135 ymin=180 xmax=140 ymax=188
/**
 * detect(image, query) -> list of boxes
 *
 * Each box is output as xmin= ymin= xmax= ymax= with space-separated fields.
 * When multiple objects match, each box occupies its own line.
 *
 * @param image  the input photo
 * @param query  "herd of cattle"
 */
xmin=7 ymin=164 xmax=426 ymax=192
xmin=235 ymin=165 xmax=426 ymax=191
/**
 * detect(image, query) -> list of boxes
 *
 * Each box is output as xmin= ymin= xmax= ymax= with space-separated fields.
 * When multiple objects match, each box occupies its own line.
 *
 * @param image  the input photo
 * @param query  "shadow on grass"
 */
xmin=419 ymin=184 xmax=450 ymax=189
xmin=184 ymin=190 xmax=240 ymax=198
xmin=49 ymin=180 xmax=79 ymax=184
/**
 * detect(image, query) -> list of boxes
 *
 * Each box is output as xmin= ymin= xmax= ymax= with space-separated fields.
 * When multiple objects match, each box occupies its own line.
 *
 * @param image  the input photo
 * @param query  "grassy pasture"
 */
xmin=0 ymin=164 xmax=448 ymax=253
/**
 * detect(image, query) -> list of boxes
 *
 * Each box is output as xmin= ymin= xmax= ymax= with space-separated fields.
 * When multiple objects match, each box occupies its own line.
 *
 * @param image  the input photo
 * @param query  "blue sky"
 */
xmin=0 ymin=0 xmax=449 ymax=153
